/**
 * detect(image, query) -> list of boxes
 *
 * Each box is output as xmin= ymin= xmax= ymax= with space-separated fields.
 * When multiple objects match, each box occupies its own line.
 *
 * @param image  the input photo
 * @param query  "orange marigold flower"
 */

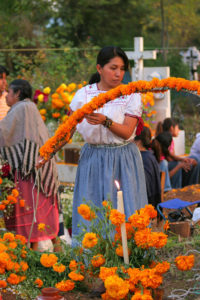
xmin=175 ymin=255 xmax=195 ymax=271
xmin=0 ymin=243 xmax=7 ymax=253
xmin=109 ymin=209 xmax=125 ymax=226
xmin=19 ymin=199 xmax=25 ymax=207
xmin=129 ymin=212 xmax=150 ymax=230
xmin=82 ymin=232 xmax=98 ymax=248
xmin=7 ymin=273 xmax=20 ymax=285
xmin=38 ymin=223 xmax=46 ymax=232
xmin=20 ymin=261 xmax=29 ymax=272
xmin=131 ymin=292 xmax=153 ymax=300
xmin=139 ymin=269 xmax=162 ymax=289
xmin=34 ymin=278 xmax=43 ymax=288
xmin=99 ymin=267 xmax=118 ymax=282
xmin=68 ymin=271 xmax=84 ymax=281
xmin=15 ymin=235 xmax=26 ymax=245
xmin=0 ymin=204 xmax=5 ymax=210
xmin=11 ymin=189 xmax=19 ymax=197
xmin=142 ymin=205 xmax=157 ymax=219
xmin=77 ymin=204 xmax=96 ymax=221
xmin=3 ymin=232 xmax=15 ymax=241
xmin=40 ymin=253 xmax=58 ymax=267
xmin=53 ymin=263 xmax=66 ymax=273
xmin=69 ymin=260 xmax=85 ymax=272
xmin=154 ymin=261 xmax=170 ymax=274
xmin=52 ymin=112 xmax=61 ymax=118
xmin=91 ymin=254 xmax=105 ymax=268
xmin=0 ymin=177 xmax=2 ymax=184
xmin=9 ymin=241 xmax=17 ymax=249
xmin=104 ymin=274 xmax=130 ymax=299
xmin=163 ymin=220 xmax=170 ymax=231
xmin=127 ymin=268 xmax=141 ymax=292
xmin=55 ymin=280 xmax=75 ymax=292
xmin=7 ymin=195 xmax=17 ymax=204
xmin=0 ymin=280 xmax=7 ymax=288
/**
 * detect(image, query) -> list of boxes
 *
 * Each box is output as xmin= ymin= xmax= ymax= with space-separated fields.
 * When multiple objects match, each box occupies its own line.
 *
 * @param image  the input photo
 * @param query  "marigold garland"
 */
xmin=39 ymin=77 xmax=200 ymax=160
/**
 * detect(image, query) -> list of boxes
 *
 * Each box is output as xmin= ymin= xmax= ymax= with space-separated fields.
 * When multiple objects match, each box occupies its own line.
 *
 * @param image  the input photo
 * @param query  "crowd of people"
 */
xmin=0 ymin=46 xmax=200 ymax=252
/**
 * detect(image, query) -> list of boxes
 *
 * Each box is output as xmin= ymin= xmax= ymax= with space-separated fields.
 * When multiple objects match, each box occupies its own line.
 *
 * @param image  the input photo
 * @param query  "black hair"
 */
xmin=0 ymin=65 xmax=9 ymax=77
xmin=155 ymin=132 xmax=172 ymax=159
xmin=155 ymin=117 xmax=179 ymax=136
xmin=89 ymin=46 xmax=129 ymax=84
xmin=134 ymin=126 xmax=152 ymax=149
xmin=9 ymin=79 xmax=32 ymax=101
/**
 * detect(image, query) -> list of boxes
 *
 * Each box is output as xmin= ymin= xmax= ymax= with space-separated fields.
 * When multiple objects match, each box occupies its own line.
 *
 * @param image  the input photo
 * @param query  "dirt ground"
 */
xmin=2 ymin=184 xmax=200 ymax=300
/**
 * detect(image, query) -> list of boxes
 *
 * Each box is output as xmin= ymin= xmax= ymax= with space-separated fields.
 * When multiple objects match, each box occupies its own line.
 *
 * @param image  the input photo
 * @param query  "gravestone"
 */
xmin=180 ymin=47 xmax=200 ymax=80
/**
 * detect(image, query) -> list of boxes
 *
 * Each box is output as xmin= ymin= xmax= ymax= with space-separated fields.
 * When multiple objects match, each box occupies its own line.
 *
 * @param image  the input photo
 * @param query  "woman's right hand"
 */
xmin=179 ymin=161 xmax=192 ymax=172
xmin=36 ymin=156 xmax=48 ymax=169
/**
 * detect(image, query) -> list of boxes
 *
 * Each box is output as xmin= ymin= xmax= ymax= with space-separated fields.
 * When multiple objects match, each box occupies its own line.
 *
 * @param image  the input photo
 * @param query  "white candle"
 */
xmin=115 ymin=181 xmax=129 ymax=265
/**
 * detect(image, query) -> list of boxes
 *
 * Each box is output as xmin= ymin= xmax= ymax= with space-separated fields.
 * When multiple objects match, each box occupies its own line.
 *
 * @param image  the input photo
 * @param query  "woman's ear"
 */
xmin=96 ymin=64 xmax=102 ymax=75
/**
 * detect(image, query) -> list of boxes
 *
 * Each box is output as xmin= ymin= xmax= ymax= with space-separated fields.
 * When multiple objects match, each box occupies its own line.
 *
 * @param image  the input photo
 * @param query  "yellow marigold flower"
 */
xmin=40 ymin=253 xmax=58 ymax=267
xmin=34 ymin=278 xmax=43 ymax=288
xmin=55 ymin=280 xmax=75 ymax=292
xmin=99 ymin=267 xmax=118 ymax=282
xmin=53 ymin=263 xmax=66 ymax=273
xmin=11 ymin=189 xmax=19 ymax=197
xmin=78 ymin=204 xmax=96 ymax=221
xmin=43 ymin=87 xmax=51 ymax=94
xmin=67 ymin=83 xmax=76 ymax=92
xmin=3 ymin=232 xmax=15 ymax=241
xmin=38 ymin=94 xmax=44 ymax=102
xmin=91 ymin=254 xmax=105 ymax=268
xmin=104 ymin=274 xmax=129 ymax=299
xmin=7 ymin=273 xmax=20 ymax=285
xmin=68 ymin=271 xmax=84 ymax=281
xmin=82 ymin=232 xmax=98 ymax=248
xmin=0 ymin=280 xmax=7 ymax=288
xmin=39 ymin=109 xmax=47 ymax=115
xmin=109 ymin=209 xmax=125 ymax=226
xmin=175 ymin=255 xmax=195 ymax=271
xmin=38 ymin=223 xmax=46 ymax=232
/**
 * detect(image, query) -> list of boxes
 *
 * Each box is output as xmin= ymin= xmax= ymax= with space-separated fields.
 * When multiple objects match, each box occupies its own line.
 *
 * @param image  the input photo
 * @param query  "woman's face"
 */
xmin=172 ymin=125 xmax=179 ymax=137
xmin=6 ymin=87 xmax=19 ymax=107
xmin=97 ymin=56 xmax=125 ymax=90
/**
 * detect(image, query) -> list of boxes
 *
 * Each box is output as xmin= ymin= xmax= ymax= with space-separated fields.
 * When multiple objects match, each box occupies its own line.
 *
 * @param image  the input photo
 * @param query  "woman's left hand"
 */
xmin=85 ymin=113 xmax=106 ymax=125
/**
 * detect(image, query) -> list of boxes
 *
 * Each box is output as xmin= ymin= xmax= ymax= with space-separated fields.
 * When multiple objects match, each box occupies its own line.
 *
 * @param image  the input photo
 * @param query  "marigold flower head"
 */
xmin=11 ymin=189 xmax=19 ymax=197
xmin=154 ymin=261 xmax=170 ymax=274
xmin=38 ymin=223 xmax=46 ymax=232
xmin=68 ymin=271 xmax=84 ymax=281
xmin=109 ymin=209 xmax=125 ymax=226
xmin=99 ymin=267 xmax=118 ymax=282
xmin=0 ymin=280 xmax=7 ymax=288
xmin=0 ymin=177 xmax=2 ymax=184
xmin=38 ymin=94 xmax=44 ymax=102
xmin=82 ymin=232 xmax=98 ymax=248
xmin=34 ymin=278 xmax=43 ymax=288
xmin=91 ymin=254 xmax=105 ymax=268
xmin=53 ymin=263 xmax=66 ymax=273
xmin=175 ymin=255 xmax=195 ymax=271
xmin=163 ymin=220 xmax=170 ymax=231
xmin=77 ymin=204 xmax=96 ymax=221
xmin=3 ymin=232 xmax=15 ymax=242
xmin=104 ymin=274 xmax=130 ymax=299
xmin=7 ymin=273 xmax=20 ymax=285
xmin=55 ymin=280 xmax=75 ymax=292
xmin=40 ymin=253 xmax=58 ymax=267
xmin=15 ymin=234 xmax=26 ymax=245
xmin=43 ymin=87 xmax=51 ymax=94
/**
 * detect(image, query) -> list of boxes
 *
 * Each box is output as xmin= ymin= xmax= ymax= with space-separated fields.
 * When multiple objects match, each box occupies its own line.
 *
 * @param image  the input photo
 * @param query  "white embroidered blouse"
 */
xmin=70 ymin=83 xmax=142 ymax=144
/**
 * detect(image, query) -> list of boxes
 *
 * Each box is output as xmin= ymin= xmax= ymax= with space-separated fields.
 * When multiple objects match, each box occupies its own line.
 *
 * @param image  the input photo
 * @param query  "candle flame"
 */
xmin=115 ymin=180 xmax=120 ymax=190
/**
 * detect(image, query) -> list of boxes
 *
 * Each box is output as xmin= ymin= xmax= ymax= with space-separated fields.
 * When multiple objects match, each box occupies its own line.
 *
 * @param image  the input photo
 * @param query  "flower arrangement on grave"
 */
xmin=74 ymin=200 xmax=195 ymax=300
xmin=34 ymin=82 xmax=87 ymax=125
xmin=39 ymin=77 xmax=200 ymax=160
xmin=0 ymin=202 xmax=196 ymax=299
xmin=0 ymin=156 xmax=20 ymax=218
xmin=141 ymin=92 xmax=156 ymax=131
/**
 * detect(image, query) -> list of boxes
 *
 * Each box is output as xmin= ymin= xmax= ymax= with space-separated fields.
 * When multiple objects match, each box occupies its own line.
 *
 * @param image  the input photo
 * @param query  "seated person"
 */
xmin=155 ymin=118 xmax=199 ymax=188
xmin=134 ymin=126 xmax=161 ymax=208
xmin=190 ymin=133 xmax=200 ymax=163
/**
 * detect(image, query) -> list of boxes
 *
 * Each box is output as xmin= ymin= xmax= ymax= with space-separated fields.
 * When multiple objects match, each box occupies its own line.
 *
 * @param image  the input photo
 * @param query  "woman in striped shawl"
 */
xmin=0 ymin=79 xmax=59 ymax=250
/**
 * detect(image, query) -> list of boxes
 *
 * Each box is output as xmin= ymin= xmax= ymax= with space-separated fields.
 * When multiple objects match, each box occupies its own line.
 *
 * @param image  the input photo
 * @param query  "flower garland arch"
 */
xmin=39 ymin=77 xmax=200 ymax=160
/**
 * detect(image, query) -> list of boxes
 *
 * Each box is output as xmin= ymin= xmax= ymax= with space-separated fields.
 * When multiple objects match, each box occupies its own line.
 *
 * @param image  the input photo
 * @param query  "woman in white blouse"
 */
xmin=70 ymin=46 xmax=148 ymax=243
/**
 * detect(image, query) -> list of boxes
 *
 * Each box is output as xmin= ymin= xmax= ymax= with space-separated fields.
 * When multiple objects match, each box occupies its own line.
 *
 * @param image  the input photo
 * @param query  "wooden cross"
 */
xmin=125 ymin=37 xmax=157 ymax=81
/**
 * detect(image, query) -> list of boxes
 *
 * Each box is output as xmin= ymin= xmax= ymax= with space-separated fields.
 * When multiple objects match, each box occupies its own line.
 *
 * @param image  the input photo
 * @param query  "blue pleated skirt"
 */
xmin=72 ymin=142 xmax=148 ymax=242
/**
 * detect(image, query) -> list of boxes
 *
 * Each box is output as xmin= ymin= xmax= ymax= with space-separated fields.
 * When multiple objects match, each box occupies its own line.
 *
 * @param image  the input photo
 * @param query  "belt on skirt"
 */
xmin=88 ymin=141 xmax=131 ymax=148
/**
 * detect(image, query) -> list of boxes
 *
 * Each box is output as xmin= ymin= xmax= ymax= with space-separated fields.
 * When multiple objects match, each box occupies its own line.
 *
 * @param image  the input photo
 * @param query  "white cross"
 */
xmin=125 ymin=37 xmax=157 ymax=81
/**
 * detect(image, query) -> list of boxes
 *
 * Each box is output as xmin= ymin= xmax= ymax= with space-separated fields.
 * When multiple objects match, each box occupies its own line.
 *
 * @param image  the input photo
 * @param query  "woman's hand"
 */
xmin=36 ymin=156 xmax=48 ymax=169
xmin=85 ymin=113 xmax=106 ymax=125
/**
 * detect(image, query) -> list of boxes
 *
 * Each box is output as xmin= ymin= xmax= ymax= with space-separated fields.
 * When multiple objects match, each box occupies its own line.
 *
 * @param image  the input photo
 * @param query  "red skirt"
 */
xmin=5 ymin=173 xmax=59 ymax=243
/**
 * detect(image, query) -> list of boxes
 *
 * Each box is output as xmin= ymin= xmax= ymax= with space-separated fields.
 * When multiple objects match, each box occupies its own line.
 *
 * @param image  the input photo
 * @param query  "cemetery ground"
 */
xmin=2 ymin=184 xmax=200 ymax=300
